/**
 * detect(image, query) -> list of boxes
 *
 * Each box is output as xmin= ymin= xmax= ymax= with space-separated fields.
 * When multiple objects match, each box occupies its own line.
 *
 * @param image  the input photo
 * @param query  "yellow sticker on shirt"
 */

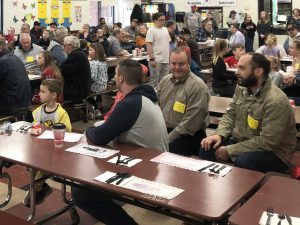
xmin=247 ymin=114 xmax=258 ymax=129
xmin=26 ymin=56 xmax=34 ymax=62
xmin=295 ymin=63 xmax=300 ymax=70
xmin=173 ymin=101 xmax=186 ymax=113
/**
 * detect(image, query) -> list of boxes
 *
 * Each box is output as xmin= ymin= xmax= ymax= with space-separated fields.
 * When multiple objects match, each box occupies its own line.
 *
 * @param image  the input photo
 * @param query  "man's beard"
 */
xmin=238 ymin=73 xmax=258 ymax=87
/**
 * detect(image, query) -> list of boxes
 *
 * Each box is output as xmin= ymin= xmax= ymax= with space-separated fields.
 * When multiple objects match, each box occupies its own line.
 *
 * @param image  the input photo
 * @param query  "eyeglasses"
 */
xmin=157 ymin=19 xmax=166 ymax=22
xmin=287 ymin=28 xmax=295 ymax=31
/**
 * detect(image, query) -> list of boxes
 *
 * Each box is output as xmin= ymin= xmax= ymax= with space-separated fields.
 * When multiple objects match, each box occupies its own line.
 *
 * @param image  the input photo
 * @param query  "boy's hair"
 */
xmin=231 ymin=43 xmax=245 ymax=52
xmin=152 ymin=12 xmax=164 ymax=21
xmin=41 ymin=79 xmax=63 ymax=96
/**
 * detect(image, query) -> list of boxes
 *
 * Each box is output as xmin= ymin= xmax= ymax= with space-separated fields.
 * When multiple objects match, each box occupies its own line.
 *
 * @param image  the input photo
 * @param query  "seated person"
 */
xmin=135 ymin=24 xmax=147 ymax=50
xmin=157 ymin=47 xmax=209 ymax=156
xmin=37 ymin=30 xmax=50 ymax=50
xmin=72 ymin=59 xmax=168 ymax=225
xmin=283 ymin=23 xmax=300 ymax=55
xmin=256 ymin=34 xmax=281 ymax=58
xmin=229 ymin=23 xmax=245 ymax=48
xmin=124 ymin=18 xmax=139 ymax=40
xmin=202 ymin=12 xmax=219 ymax=31
xmin=212 ymin=39 xmax=237 ymax=97
xmin=14 ymin=33 xmax=44 ymax=71
xmin=195 ymin=20 xmax=217 ymax=42
xmin=224 ymin=43 xmax=245 ymax=68
xmin=108 ymin=28 xmax=129 ymax=56
xmin=266 ymin=56 xmax=284 ymax=89
xmin=256 ymin=34 xmax=286 ymax=57
xmin=0 ymin=38 xmax=31 ymax=115
xmin=60 ymin=36 xmax=91 ymax=101
xmin=23 ymin=79 xmax=71 ymax=207
xmin=77 ymin=23 xmax=90 ymax=40
xmin=200 ymin=53 xmax=296 ymax=173
xmin=121 ymin=32 xmax=135 ymax=53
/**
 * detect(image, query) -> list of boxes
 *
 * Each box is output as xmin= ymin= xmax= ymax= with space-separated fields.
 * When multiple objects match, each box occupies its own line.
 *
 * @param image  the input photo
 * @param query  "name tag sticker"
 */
xmin=26 ymin=56 xmax=34 ymax=62
xmin=173 ymin=101 xmax=186 ymax=114
xmin=247 ymin=114 xmax=258 ymax=129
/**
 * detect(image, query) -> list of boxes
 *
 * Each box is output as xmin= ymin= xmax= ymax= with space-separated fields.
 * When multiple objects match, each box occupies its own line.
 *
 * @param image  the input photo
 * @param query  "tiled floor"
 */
xmin=0 ymin=165 xmax=183 ymax=225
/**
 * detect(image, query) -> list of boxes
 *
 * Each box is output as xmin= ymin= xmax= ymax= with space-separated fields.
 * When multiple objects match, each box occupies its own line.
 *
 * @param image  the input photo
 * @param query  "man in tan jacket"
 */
xmin=201 ymin=53 xmax=296 ymax=172
xmin=158 ymin=47 xmax=210 ymax=156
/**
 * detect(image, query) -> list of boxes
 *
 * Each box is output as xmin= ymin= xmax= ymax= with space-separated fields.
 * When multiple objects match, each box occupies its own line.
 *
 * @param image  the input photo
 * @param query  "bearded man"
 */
xmin=200 ymin=53 xmax=296 ymax=173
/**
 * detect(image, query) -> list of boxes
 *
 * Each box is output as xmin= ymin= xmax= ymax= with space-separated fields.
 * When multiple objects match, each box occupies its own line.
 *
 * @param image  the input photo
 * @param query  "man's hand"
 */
xmin=150 ymin=60 xmax=157 ymax=68
xmin=215 ymin=146 xmax=229 ymax=161
xmin=201 ymin=134 xmax=222 ymax=151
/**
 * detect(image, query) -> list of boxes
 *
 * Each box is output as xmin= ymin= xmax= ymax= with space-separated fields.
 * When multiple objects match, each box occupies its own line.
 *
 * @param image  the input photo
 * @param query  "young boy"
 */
xmin=23 ymin=79 xmax=71 ymax=207
xmin=224 ymin=43 xmax=245 ymax=68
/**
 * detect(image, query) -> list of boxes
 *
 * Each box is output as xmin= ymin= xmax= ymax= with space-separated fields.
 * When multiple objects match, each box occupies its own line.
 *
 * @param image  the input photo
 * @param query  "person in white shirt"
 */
xmin=229 ymin=23 xmax=245 ymax=48
xmin=146 ymin=12 xmax=171 ymax=87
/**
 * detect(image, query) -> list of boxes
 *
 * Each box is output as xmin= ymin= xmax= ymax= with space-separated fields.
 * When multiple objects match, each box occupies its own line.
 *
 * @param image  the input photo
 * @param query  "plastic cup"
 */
xmin=53 ymin=123 xmax=66 ymax=147
xmin=132 ymin=49 xmax=137 ymax=57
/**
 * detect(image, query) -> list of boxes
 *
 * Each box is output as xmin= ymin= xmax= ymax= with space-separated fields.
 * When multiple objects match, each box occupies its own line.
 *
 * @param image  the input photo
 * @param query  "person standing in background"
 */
xmin=257 ymin=11 xmax=271 ymax=47
xmin=146 ymin=12 xmax=171 ymax=87
xmin=184 ymin=5 xmax=202 ymax=37
xmin=241 ymin=14 xmax=256 ymax=52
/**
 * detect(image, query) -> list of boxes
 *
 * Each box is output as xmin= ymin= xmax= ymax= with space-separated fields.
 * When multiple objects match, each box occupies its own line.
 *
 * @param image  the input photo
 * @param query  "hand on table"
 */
xmin=201 ymin=134 xmax=222 ymax=151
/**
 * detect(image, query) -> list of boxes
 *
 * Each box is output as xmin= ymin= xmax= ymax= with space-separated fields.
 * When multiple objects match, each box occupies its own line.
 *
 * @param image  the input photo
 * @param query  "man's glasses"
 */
xmin=287 ymin=28 xmax=295 ymax=31
xmin=157 ymin=19 xmax=166 ymax=22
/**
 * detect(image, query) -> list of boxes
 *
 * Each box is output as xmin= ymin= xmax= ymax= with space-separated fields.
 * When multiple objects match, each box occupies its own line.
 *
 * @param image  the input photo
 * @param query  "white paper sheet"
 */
xmin=66 ymin=143 xmax=119 ymax=158
xmin=94 ymin=171 xmax=184 ymax=200
xmin=11 ymin=121 xmax=32 ymax=131
xmin=151 ymin=152 xmax=232 ymax=176
xmin=259 ymin=211 xmax=300 ymax=225
xmin=37 ymin=130 xmax=83 ymax=142
xmin=107 ymin=155 xmax=142 ymax=167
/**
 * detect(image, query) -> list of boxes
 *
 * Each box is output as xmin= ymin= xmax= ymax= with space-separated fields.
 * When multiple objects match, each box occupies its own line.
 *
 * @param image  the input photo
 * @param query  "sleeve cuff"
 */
xmin=168 ymin=130 xmax=180 ymax=144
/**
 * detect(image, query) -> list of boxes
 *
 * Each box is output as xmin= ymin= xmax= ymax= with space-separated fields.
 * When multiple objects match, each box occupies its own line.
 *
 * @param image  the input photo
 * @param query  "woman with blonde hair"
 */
xmin=212 ymin=39 xmax=236 ymax=97
xmin=256 ymin=34 xmax=287 ymax=57
xmin=256 ymin=34 xmax=281 ymax=58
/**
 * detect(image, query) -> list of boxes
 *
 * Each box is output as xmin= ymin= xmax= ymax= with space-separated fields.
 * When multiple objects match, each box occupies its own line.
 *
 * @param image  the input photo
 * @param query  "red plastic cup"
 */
xmin=53 ymin=123 xmax=66 ymax=147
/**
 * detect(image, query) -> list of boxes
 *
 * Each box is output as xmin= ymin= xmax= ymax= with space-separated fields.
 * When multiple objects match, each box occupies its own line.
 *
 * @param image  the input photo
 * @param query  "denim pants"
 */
xmin=199 ymin=139 xmax=288 ymax=173
xmin=72 ymin=187 xmax=138 ymax=225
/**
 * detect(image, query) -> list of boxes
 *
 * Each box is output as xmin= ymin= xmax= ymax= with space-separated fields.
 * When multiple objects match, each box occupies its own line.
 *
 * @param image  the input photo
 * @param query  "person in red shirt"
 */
xmin=224 ymin=43 xmax=245 ymax=68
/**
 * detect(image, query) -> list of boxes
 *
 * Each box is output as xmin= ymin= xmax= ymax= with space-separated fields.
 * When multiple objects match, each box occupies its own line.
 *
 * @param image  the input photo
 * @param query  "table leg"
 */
xmin=27 ymin=167 xmax=36 ymax=222
xmin=0 ymin=163 xmax=12 ymax=208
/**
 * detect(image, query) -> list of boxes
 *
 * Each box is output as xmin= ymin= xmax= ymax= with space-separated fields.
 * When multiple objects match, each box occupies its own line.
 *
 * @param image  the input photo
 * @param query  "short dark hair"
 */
xmin=230 ymin=23 xmax=239 ymax=29
xmin=152 ymin=12 xmax=164 ymax=21
xmin=41 ymin=79 xmax=63 ymax=96
xmin=118 ymin=59 xmax=143 ymax=85
xmin=0 ymin=38 xmax=8 ymax=51
xmin=180 ymin=27 xmax=191 ymax=35
xmin=166 ymin=20 xmax=175 ymax=27
xmin=248 ymin=53 xmax=270 ymax=77
xmin=231 ymin=43 xmax=245 ymax=51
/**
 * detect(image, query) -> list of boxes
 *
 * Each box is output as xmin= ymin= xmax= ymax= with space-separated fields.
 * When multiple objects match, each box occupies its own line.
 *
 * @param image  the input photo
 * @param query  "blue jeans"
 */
xmin=72 ymin=187 xmax=138 ymax=225
xmin=199 ymin=139 xmax=288 ymax=173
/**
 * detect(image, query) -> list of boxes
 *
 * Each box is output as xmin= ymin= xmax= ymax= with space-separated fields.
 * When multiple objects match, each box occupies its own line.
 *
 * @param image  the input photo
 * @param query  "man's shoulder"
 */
xmin=187 ymin=73 xmax=208 ymax=89
xmin=32 ymin=44 xmax=43 ymax=51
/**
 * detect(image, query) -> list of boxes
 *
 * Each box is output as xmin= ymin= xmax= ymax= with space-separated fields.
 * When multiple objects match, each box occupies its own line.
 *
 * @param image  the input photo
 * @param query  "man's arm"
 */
xmin=168 ymin=82 xmax=210 ymax=143
xmin=86 ymin=97 xmax=141 ymax=145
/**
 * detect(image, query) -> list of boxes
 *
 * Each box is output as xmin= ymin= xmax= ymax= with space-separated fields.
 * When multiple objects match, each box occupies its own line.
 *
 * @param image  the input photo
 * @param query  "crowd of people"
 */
xmin=0 ymin=6 xmax=300 ymax=225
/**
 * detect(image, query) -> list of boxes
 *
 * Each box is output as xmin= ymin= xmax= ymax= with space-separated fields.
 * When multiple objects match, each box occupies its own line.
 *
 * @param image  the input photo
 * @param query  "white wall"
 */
xmin=3 ymin=0 xmax=90 ymax=33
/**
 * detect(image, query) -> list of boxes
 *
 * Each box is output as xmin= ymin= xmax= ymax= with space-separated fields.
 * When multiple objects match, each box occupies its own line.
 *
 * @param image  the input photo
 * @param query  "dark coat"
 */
xmin=0 ymin=51 xmax=31 ymax=111
xmin=60 ymin=49 xmax=91 ymax=101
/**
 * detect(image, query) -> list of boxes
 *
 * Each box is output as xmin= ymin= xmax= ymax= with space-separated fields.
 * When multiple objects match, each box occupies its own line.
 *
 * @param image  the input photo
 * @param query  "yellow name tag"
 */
xmin=173 ymin=101 xmax=186 ymax=114
xmin=26 ymin=56 xmax=34 ymax=62
xmin=247 ymin=114 xmax=258 ymax=129
xmin=295 ymin=63 xmax=300 ymax=70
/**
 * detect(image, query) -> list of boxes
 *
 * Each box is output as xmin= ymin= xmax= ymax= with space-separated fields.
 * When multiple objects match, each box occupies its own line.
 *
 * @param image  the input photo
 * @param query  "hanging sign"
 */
xmin=187 ymin=0 xmax=236 ymax=7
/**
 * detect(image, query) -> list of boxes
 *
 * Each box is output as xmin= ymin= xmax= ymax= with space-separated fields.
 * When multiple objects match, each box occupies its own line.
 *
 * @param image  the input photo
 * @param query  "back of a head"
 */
xmin=118 ymin=59 xmax=143 ymax=86
xmin=0 ymin=38 xmax=8 ymax=52
xmin=64 ymin=35 xmax=80 ymax=49
xmin=54 ymin=27 xmax=68 ymax=41
xmin=166 ymin=20 xmax=175 ymax=28
xmin=265 ymin=35 xmax=275 ymax=47
xmin=179 ymin=27 xmax=191 ymax=36
xmin=266 ymin=56 xmax=280 ymax=71
xmin=213 ymin=39 xmax=227 ymax=64
xmin=247 ymin=52 xmax=270 ymax=77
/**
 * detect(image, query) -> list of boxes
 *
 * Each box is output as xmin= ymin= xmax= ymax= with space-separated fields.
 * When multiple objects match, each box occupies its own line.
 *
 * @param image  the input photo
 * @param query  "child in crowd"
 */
xmin=256 ymin=34 xmax=281 ymax=58
xmin=23 ymin=79 xmax=71 ymax=207
xmin=135 ymin=24 xmax=147 ymax=50
xmin=37 ymin=30 xmax=50 ymax=50
xmin=121 ymin=32 xmax=135 ymax=53
xmin=224 ymin=43 xmax=245 ymax=68
xmin=212 ymin=39 xmax=236 ymax=97
xmin=256 ymin=34 xmax=286 ymax=57
xmin=88 ymin=42 xmax=108 ymax=119
xmin=79 ymin=39 xmax=89 ymax=55
xmin=266 ymin=56 xmax=284 ymax=89
xmin=32 ymin=51 xmax=63 ymax=104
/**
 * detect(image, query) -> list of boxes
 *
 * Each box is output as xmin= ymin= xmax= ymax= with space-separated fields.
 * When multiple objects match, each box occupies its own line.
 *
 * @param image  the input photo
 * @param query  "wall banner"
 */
xmin=187 ymin=0 xmax=236 ymax=7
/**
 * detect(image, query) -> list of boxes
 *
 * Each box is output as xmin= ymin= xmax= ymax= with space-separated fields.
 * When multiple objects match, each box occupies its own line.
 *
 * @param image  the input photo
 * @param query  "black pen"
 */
xmin=198 ymin=163 xmax=216 ymax=172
